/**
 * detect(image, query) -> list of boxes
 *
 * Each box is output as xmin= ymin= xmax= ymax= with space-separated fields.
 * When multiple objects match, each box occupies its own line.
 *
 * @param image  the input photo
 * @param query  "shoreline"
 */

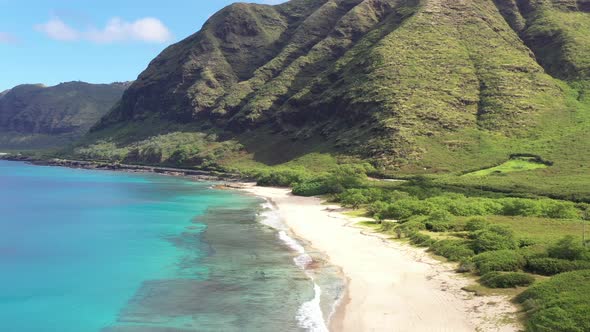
xmin=3 ymin=158 xmax=522 ymax=331
xmin=0 ymin=155 xmax=247 ymax=182
xmin=242 ymin=185 xmax=521 ymax=332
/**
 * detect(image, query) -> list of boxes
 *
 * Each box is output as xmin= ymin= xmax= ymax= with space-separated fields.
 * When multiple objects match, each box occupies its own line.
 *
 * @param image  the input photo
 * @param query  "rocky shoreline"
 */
xmin=0 ymin=154 xmax=248 ymax=182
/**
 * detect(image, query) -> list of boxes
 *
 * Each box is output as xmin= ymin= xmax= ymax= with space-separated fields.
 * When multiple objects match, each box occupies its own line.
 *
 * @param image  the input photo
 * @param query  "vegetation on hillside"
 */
xmin=0 ymin=81 xmax=128 ymax=149
xmin=63 ymin=0 xmax=590 ymax=203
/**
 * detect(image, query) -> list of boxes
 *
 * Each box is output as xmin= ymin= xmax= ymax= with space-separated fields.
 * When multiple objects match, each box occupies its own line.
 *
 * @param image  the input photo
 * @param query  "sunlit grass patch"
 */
xmin=465 ymin=158 xmax=549 ymax=177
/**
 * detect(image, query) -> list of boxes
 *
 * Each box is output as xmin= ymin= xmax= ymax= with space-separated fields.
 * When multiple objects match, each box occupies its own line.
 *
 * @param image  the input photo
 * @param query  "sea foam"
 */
xmin=258 ymin=199 xmax=329 ymax=332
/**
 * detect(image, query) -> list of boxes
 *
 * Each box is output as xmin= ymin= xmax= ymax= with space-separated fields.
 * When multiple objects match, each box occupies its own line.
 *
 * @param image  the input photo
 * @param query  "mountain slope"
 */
xmin=80 ymin=0 xmax=589 ymax=197
xmin=0 ymin=81 xmax=128 ymax=149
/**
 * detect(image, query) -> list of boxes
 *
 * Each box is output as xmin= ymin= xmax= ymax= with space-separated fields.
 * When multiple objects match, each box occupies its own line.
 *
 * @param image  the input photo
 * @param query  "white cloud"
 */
xmin=35 ymin=17 xmax=172 ymax=44
xmin=35 ymin=18 xmax=79 ymax=41
xmin=86 ymin=17 xmax=172 ymax=43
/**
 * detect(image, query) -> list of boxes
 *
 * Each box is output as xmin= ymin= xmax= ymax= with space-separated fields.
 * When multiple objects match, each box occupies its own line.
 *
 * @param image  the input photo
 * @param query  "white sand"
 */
xmin=242 ymin=186 xmax=520 ymax=332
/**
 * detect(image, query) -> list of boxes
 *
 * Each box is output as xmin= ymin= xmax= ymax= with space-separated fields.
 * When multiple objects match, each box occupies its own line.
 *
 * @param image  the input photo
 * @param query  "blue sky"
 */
xmin=0 ymin=0 xmax=285 ymax=91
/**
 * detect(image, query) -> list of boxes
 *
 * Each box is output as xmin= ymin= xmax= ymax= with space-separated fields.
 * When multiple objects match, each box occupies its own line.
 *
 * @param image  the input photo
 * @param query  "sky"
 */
xmin=0 ymin=0 xmax=285 ymax=91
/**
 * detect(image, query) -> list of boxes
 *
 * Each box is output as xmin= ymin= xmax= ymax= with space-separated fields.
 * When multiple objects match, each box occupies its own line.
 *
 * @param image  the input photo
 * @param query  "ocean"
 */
xmin=0 ymin=160 xmax=344 ymax=332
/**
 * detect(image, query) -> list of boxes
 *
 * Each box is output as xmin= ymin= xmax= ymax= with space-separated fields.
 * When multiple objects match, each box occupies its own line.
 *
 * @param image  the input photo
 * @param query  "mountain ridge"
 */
xmin=0 ymin=81 xmax=129 ymax=149
xmin=73 ymin=0 xmax=589 ymax=198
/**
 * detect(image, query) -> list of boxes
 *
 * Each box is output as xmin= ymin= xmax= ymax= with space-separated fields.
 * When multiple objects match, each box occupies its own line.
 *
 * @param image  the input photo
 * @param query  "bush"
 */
xmin=394 ymin=220 xmax=426 ymax=237
xmin=501 ymin=198 xmax=542 ymax=216
xmin=472 ymin=225 xmax=517 ymax=253
xmin=338 ymin=189 xmax=371 ymax=208
xmin=541 ymin=200 xmax=580 ymax=219
xmin=384 ymin=199 xmax=432 ymax=220
xmin=367 ymin=201 xmax=388 ymax=218
xmin=257 ymin=169 xmax=310 ymax=187
xmin=409 ymin=232 xmax=435 ymax=247
xmin=430 ymin=240 xmax=475 ymax=261
xmin=517 ymin=270 xmax=590 ymax=332
xmin=480 ymin=272 xmax=535 ymax=288
xmin=526 ymin=307 xmax=582 ymax=332
xmin=547 ymin=236 xmax=588 ymax=261
xmin=473 ymin=250 xmax=526 ymax=275
xmin=526 ymin=258 xmax=590 ymax=276
xmin=425 ymin=209 xmax=455 ymax=231
xmin=427 ymin=209 xmax=453 ymax=222
xmin=465 ymin=217 xmax=490 ymax=232
xmin=425 ymin=221 xmax=454 ymax=232
xmin=169 ymin=145 xmax=199 ymax=166
xmin=447 ymin=198 xmax=503 ymax=216
xmin=292 ymin=180 xmax=329 ymax=196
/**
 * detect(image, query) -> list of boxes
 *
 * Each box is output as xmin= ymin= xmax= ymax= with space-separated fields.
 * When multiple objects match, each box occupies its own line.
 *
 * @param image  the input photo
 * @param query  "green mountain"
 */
xmin=77 ymin=0 xmax=589 ymax=199
xmin=0 ymin=81 xmax=129 ymax=149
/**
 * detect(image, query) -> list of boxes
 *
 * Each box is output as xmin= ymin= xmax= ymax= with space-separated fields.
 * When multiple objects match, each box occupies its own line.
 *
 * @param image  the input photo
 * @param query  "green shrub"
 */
xmin=465 ymin=217 xmax=490 ymax=232
xmin=473 ymin=250 xmax=526 ymax=275
xmin=448 ymin=198 xmax=503 ymax=216
xmin=547 ymin=236 xmax=588 ymax=261
xmin=526 ymin=307 xmax=582 ymax=332
xmin=292 ymin=181 xmax=329 ymax=196
xmin=425 ymin=221 xmax=454 ymax=232
xmin=383 ymin=199 xmax=432 ymax=220
xmin=472 ymin=225 xmax=518 ymax=253
xmin=394 ymin=220 xmax=426 ymax=237
xmin=169 ymin=145 xmax=199 ymax=166
xmin=430 ymin=240 xmax=475 ymax=261
xmin=426 ymin=208 xmax=452 ymax=222
xmin=540 ymin=200 xmax=580 ymax=219
xmin=501 ymin=198 xmax=542 ymax=216
xmin=367 ymin=201 xmax=388 ymax=218
xmin=382 ymin=190 xmax=412 ymax=202
xmin=526 ymin=258 xmax=590 ymax=276
xmin=409 ymin=232 xmax=435 ymax=247
xmin=257 ymin=169 xmax=310 ymax=187
xmin=517 ymin=270 xmax=590 ymax=332
xmin=325 ymin=165 xmax=367 ymax=189
xmin=424 ymin=209 xmax=454 ymax=231
xmin=338 ymin=189 xmax=371 ymax=208
xmin=480 ymin=272 xmax=535 ymax=288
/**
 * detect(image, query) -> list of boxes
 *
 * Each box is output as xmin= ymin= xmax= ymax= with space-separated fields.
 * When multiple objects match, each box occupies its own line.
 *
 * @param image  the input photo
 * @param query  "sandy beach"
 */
xmin=242 ymin=185 xmax=520 ymax=332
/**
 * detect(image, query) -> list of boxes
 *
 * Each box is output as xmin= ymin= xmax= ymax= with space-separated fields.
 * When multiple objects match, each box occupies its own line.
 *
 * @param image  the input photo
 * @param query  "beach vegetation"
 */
xmin=517 ymin=270 xmax=590 ymax=332
xmin=430 ymin=240 xmax=475 ymax=261
xmin=465 ymin=217 xmax=491 ymax=232
xmin=472 ymin=225 xmax=518 ymax=253
xmin=525 ymin=258 xmax=590 ymax=276
xmin=547 ymin=235 xmax=589 ymax=261
xmin=473 ymin=250 xmax=526 ymax=275
xmin=480 ymin=272 xmax=535 ymax=288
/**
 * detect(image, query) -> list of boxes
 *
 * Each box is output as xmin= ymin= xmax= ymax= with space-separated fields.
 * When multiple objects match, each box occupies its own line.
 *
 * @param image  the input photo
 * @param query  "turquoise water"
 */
xmin=0 ymin=161 xmax=343 ymax=332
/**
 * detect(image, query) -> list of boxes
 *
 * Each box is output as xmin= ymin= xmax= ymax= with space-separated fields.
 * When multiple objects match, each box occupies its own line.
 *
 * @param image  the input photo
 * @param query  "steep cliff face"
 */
xmin=0 ymin=81 xmax=128 ymax=148
xmin=88 ymin=0 xmax=589 ymax=169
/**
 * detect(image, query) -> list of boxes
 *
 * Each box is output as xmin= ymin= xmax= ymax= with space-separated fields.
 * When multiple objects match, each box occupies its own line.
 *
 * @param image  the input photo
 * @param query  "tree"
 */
xmin=339 ymin=190 xmax=369 ymax=209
